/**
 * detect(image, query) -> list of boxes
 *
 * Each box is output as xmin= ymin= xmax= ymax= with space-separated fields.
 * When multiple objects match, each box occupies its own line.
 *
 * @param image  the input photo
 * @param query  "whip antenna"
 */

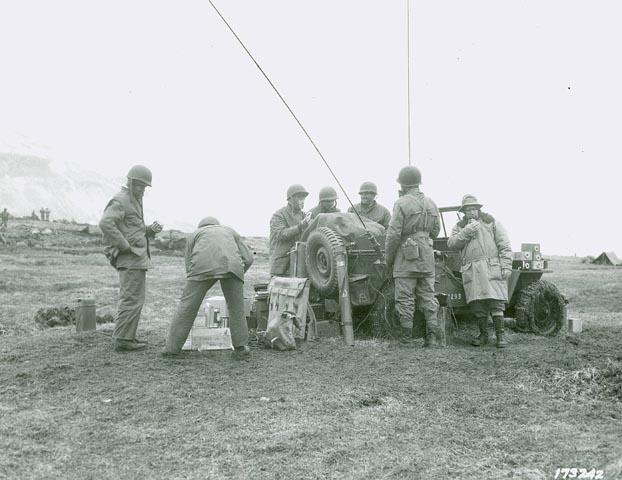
xmin=407 ymin=0 xmax=412 ymax=166
xmin=207 ymin=0 xmax=384 ymax=258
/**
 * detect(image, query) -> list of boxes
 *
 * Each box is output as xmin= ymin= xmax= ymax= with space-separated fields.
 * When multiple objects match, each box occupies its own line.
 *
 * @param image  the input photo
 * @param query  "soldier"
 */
xmin=99 ymin=165 xmax=163 ymax=352
xmin=39 ymin=208 xmax=45 ymax=222
xmin=269 ymin=184 xmax=312 ymax=276
xmin=385 ymin=166 xmax=441 ymax=346
xmin=348 ymin=181 xmax=391 ymax=228
xmin=1 ymin=208 xmax=9 ymax=229
xmin=44 ymin=208 xmax=50 ymax=222
xmin=163 ymin=217 xmax=254 ymax=359
xmin=447 ymin=195 xmax=512 ymax=348
xmin=309 ymin=186 xmax=340 ymax=219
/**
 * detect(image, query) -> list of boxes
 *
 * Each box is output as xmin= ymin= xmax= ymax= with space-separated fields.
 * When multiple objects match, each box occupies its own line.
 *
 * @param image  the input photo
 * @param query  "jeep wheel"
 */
xmin=305 ymin=227 xmax=345 ymax=297
xmin=514 ymin=279 xmax=566 ymax=336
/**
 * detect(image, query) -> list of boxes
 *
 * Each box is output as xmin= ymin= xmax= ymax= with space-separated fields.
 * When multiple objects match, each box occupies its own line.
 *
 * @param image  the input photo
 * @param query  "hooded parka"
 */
xmin=447 ymin=214 xmax=512 ymax=303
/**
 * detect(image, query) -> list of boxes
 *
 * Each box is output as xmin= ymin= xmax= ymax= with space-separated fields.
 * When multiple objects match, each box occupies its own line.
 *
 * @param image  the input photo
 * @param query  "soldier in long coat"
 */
xmin=447 ymin=194 xmax=512 ymax=348
xmin=385 ymin=166 xmax=441 ymax=346
xmin=163 ymin=217 xmax=254 ymax=359
xmin=348 ymin=182 xmax=391 ymax=228
xmin=99 ymin=165 xmax=162 ymax=352
xmin=269 ymin=184 xmax=312 ymax=276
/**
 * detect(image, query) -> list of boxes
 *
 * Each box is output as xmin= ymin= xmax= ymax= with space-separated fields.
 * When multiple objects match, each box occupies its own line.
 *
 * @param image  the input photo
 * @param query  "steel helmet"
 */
xmin=397 ymin=166 xmax=421 ymax=187
xmin=286 ymin=184 xmax=309 ymax=200
xmin=318 ymin=186 xmax=338 ymax=201
xmin=458 ymin=194 xmax=483 ymax=212
xmin=358 ymin=181 xmax=377 ymax=195
xmin=127 ymin=165 xmax=152 ymax=186
xmin=198 ymin=216 xmax=220 ymax=227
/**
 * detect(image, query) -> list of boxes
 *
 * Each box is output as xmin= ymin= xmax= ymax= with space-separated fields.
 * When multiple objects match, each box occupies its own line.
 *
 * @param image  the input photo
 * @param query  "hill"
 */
xmin=0 ymin=153 xmax=121 ymax=224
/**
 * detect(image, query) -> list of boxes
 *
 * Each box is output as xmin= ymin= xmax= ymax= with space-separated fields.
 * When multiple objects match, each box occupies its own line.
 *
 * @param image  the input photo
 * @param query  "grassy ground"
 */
xmin=1 ymin=250 xmax=621 ymax=479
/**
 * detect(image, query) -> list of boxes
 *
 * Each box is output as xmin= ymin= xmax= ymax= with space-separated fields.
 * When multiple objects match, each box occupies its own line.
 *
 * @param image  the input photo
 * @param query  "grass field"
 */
xmin=1 ymin=247 xmax=621 ymax=480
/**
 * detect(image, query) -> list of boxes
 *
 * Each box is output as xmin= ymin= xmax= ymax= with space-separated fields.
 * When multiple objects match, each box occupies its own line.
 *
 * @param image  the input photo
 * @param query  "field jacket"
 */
xmin=185 ymin=225 xmax=253 ymax=281
xmin=447 ymin=214 xmax=512 ymax=303
xmin=99 ymin=187 xmax=153 ymax=270
xmin=269 ymin=204 xmax=304 ymax=276
xmin=348 ymin=201 xmax=391 ymax=229
xmin=385 ymin=188 xmax=440 ymax=277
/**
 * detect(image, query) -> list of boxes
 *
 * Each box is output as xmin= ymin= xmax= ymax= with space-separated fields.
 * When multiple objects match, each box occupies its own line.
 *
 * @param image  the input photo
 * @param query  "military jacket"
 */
xmin=348 ymin=201 xmax=391 ymax=228
xmin=185 ymin=225 xmax=254 ymax=281
xmin=385 ymin=188 xmax=440 ymax=277
xmin=99 ymin=187 xmax=152 ymax=270
xmin=269 ymin=204 xmax=304 ymax=275
xmin=447 ymin=215 xmax=512 ymax=303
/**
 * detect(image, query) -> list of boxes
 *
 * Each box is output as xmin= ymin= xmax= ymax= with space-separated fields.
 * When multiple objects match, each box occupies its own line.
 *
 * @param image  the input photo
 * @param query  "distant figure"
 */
xmin=99 ymin=165 xmax=163 ymax=352
xmin=348 ymin=182 xmax=391 ymax=229
xmin=31 ymin=210 xmax=39 ymax=220
xmin=44 ymin=208 xmax=50 ymax=221
xmin=163 ymin=217 xmax=254 ymax=359
xmin=309 ymin=186 xmax=340 ymax=219
xmin=447 ymin=194 xmax=512 ymax=348
xmin=39 ymin=208 xmax=45 ymax=222
xmin=269 ymin=184 xmax=312 ymax=276
xmin=1 ymin=208 xmax=9 ymax=228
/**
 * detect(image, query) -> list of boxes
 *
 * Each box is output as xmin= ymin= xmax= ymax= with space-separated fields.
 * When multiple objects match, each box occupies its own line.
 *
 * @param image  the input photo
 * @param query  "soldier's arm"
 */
xmin=184 ymin=232 xmax=196 ymax=274
xmin=270 ymin=211 xmax=303 ymax=242
xmin=493 ymin=221 xmax=512 ymax=271
xmin=384 ymin=203 xmax=404 ymax=268
xmin=232 ymin=229 xmax=255 ymax=273
xmin=382 ymin=208 xmax=391 ymax=229
xmin=428 ymin=201 xmax=441 ymax=239
xmin=99 ymin=200 xmax=131 ymax=252
xmin=447 ymin=224 xmax=471 ymax=251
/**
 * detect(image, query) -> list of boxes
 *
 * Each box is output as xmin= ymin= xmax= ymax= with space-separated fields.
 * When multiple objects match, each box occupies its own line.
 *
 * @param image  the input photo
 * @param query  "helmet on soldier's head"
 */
xmin=358 ymin=181 xmax=377 ymax=195
xmin=458 ymin=194 xmax=483 ymax=212
xmin=318 ymin=186 xmax=338 ymax=201
xmin=198 ymin=216 xmax=220 ymax=227
xmin=286 ymin=184 xmax=309 ymax=200
xmin=127 ymin=165 xmax=152 ymax=186
xmin=397 ymin=166 xmax=421 ymax=187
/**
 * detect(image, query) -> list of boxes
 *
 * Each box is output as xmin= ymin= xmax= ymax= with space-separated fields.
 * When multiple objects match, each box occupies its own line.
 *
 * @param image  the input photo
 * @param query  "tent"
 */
xmin=592 ymin=251 xmax=622 ymax=266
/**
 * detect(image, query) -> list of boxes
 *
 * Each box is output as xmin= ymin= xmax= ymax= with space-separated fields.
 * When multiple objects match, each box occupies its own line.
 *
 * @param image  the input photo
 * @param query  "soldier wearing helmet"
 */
xmin=347 ymin=181 xmax=391 ymax=228
xmin=385 ymin=166 xmax=442 ymax=347
xmin=309 ymin=186 xmax=341 ymax=219
xmin=448 ymin=194 xmax=512 ymax=348
xmin=99 ymin=165 xmax=163 ymax=352
xmin=163 ymin=216 xmax=254 ymax=360
xmin=269 ymin=184 xmax=312 ymax=276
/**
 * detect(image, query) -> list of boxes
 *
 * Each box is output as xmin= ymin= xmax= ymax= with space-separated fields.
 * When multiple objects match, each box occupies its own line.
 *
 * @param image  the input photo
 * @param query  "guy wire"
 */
xmin=207 ymin=0 xmax=370 ymax=231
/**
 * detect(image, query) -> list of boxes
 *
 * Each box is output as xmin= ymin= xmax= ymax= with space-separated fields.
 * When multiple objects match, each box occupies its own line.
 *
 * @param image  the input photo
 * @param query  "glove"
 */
xmin=502 ymin=268 xmax=512 ymax=281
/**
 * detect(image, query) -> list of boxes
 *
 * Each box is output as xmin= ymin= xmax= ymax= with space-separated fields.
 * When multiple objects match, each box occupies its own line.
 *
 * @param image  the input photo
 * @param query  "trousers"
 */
xmin=394 ymin=275 xmax=439 ymax=329
xmin=113 ymin=268 xmax=146 ymax=340
xmin=165 ymin=276 xmax=248 ymax=353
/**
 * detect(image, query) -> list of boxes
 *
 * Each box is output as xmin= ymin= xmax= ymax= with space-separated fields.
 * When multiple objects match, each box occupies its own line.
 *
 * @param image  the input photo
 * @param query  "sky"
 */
xmin=1 ymin=0 xmax=621 ymax=256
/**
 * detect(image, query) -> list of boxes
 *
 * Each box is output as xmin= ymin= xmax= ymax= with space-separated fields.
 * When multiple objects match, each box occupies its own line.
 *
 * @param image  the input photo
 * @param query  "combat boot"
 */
xmin=423 ymin=313 xmax=441 ymax=348
xmin=232 ymin=345 xmax=251 ymax=360
xmin=114 ymin=339 xmax=146 ymax=352
xmin=493 ymin=316 xmax=507 ymax=348
xmin=399 ymin=327 xmax=415 ymax=345
xmin=471 ymin=316 xmax=490 ymax=346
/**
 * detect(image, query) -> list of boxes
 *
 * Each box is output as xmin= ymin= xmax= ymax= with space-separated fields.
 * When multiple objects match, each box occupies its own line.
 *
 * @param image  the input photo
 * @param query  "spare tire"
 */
xmin=305 ymin=227 xmax=345 ymax=296
xmin=514 ymin=279 xmax=566 ymax=336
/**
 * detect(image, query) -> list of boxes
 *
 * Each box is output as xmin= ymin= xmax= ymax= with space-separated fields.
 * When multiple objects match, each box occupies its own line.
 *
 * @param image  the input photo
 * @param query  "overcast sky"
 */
xmin=1 ymin=1 xmax=621 ymax=256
